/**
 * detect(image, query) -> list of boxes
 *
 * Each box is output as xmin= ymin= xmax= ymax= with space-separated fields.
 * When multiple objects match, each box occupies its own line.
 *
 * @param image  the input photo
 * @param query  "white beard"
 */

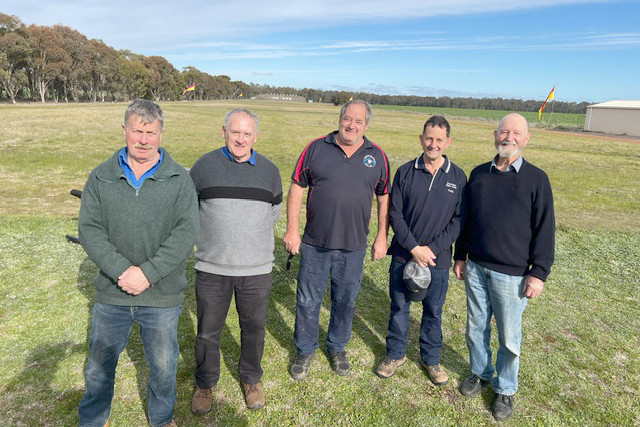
xmin=497 ymin=142 xmax=521 ymax=159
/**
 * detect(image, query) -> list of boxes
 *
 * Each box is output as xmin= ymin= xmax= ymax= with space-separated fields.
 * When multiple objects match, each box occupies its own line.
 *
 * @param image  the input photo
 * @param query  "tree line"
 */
xmin=0 ymin=13 xmax=251 ymax=104
xmin=1 ymin=13 xmax=590 ymax=114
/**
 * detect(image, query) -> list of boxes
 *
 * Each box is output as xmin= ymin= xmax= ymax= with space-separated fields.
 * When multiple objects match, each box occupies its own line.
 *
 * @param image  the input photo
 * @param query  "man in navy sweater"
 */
xmin=376 ymin=115 xmax=466 ymax=386
xmin=453 ymin=113 xmax=555 ymax=421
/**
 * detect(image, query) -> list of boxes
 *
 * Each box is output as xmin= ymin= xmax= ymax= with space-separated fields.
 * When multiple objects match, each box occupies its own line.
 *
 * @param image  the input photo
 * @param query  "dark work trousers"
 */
xmin=385 ymin=259 xmax=450 ymax=365
xmin=194 ymin=270 xmax=272 ymax=388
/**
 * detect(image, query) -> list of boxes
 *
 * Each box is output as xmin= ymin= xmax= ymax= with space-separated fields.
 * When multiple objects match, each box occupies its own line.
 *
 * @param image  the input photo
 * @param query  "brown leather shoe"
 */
xmin=423 ymin=362 xmax=449 ymax=386
xmin=242 ymin=382 xmax=265 ymax=409
xmin=104 ymin=420 xmax=110 ymax=427
xmin=191 ymin=386 xmax=213 ymax=415
xmin=160 ymin=420 xmax=177 ymax=427
xmin=375 ymin=355 xmax=407 ymax=378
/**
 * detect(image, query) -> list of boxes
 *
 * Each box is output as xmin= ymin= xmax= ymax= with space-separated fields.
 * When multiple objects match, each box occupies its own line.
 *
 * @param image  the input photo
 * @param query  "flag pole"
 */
xmin=549 ymin=83 xmax=556 ymax=125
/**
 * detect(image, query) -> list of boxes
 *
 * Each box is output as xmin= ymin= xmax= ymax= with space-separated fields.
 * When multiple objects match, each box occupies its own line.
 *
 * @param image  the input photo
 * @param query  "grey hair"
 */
xmin=224 ymin=108 xmax=259 ymax=133
xmin=124 ymin=99 xmax=164 ymax=130
xmin=339 ymin=99 xmax=373 ymax=124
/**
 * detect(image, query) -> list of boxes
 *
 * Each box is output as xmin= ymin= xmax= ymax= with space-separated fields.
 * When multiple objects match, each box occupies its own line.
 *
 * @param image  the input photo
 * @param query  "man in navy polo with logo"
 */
xmin=284 ymin=100 xmax=389 ymax=380
xmin=376 ymin=115 xmax=466 ymax=386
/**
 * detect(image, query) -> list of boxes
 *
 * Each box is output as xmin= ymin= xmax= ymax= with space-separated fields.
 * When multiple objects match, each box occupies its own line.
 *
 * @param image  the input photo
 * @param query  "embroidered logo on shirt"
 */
xmin=446 ymin=182 xmax=457 ymax=193
xmin=363 ymin=155 xmax=376 ymax=168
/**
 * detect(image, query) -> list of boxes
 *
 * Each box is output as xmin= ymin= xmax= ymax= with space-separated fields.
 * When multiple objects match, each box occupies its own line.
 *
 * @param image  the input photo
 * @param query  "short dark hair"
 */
xmin=422 ymin=115 xmax=450 ymax=137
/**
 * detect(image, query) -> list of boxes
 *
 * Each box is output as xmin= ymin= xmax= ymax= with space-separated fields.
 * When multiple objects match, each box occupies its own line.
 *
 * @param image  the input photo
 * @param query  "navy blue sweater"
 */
xmin=454 ymin=159 xmax=555 ymax=281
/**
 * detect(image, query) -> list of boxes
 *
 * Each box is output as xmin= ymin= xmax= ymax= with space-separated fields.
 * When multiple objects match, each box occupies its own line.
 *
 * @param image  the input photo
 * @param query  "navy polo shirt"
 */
xmin=291 ymin=131 xmax=389 ymax=251
xmin=387 ymin=154 xmax=467 ymax=268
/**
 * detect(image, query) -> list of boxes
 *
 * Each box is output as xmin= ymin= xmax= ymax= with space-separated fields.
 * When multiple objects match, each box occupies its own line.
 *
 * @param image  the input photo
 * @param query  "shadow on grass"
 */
xmin=74 ymin=255 xmax=248 ymax=426
xmin=0 ymin=341 xmax=86 ymax=425
xmin=266 ymin=241 xmax=468 ymax=378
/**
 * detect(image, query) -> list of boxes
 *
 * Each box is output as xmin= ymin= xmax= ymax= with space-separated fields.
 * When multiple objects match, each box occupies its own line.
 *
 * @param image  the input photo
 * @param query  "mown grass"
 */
xmin=374 ymin=104 xmax=585 ymax=130
xmin=0 ymin=101 xmax=639 ymax=426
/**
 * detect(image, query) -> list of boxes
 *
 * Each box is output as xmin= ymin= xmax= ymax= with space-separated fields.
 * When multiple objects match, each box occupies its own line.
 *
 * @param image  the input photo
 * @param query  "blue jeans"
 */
xmin=78 ymin=303 xmax=181 ymax=427
xmin=385 ymin=259 xmax=450 ymax=365
xmin=464 ymin=259 xmax=527 ymax=396
xmin=294 ymin=243 xmax=366 ymax=355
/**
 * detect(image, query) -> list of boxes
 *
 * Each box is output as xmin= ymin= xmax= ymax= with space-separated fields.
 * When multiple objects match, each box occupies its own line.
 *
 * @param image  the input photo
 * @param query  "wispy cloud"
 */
xmin=162 ymin=30 xmax=640 ymax=63
xmin=4 ymin=0 xmax=614 ymax=51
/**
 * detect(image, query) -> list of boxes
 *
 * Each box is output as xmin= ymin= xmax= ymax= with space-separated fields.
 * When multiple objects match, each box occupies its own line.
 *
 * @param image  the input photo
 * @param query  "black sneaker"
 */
xmin=329 ymin=351 xmax=350 ymax=376
xmin=459 ymin=374 xmax=489 ymax=397
xmin=290 ymin=352 xmax=315 ymax=380
xmin=492 ymin=393 xmax=514 ymax=421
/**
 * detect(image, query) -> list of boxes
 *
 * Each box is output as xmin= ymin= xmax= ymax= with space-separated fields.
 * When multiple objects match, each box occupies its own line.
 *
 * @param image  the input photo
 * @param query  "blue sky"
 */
xmin=4 ymin=0 xmax=639 ymax=102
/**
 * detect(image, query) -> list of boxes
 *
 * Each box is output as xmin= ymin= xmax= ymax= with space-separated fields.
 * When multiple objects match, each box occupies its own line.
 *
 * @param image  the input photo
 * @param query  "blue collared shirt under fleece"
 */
xmin=118 ymin=147 xmax=164 ymax=189
xmin=387 ymin=154 xmax=467 ymax=268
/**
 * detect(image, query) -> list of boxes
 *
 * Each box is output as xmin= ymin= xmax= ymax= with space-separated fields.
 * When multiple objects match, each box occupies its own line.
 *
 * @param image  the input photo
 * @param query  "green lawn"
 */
xmin=0 ymin=101 xmax=638 ymax=426
xmin=374 ymin=104 xmax=585 ymax=130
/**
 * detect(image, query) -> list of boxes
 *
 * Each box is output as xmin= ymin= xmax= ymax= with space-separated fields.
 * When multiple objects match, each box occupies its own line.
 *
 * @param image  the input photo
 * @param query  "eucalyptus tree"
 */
xmin=27 ymin=24 xmax=70 ymax=102
xmin=0 ymin=13 xmax=30 ymax=103
xmin=145 ymin=55 xmax=182 ymax=101
xmin=52 ymin=25 xmax=91 ymax=101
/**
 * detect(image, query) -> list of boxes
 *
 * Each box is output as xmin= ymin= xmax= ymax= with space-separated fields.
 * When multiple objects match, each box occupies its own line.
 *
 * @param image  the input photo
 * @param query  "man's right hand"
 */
xmin=283 ymin=230 xmax=302 ymax=255
xmin=118 ymin=266 xmax=151 ymax=295
xmin=410 ymin=245 xmax=436 ymax=267
xmin=454 ymin=260 xmax=466 ymax=280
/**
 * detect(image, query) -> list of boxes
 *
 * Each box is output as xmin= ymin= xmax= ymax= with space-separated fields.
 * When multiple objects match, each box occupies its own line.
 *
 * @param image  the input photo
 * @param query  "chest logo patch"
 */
xmin=363 ymin=155 xmax=376 ymax=168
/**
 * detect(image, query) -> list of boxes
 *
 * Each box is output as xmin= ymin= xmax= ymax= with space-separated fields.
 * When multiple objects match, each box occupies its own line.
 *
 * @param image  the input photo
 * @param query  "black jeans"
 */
xmin=194 ymin=270 xmax=272 ymax=387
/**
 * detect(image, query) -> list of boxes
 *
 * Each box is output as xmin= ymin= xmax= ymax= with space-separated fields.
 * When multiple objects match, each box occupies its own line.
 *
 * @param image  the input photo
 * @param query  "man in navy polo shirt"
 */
xmin=454 ymin=113 xmax=555 ymax=421
xmin=376 ymin=115 xmax=466 ymax=386
xmin=284 ymin=100 xmax=389 ymax=380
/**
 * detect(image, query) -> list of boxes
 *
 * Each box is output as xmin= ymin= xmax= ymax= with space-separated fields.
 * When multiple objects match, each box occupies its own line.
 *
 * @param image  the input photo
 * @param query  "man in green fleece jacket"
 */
xmin=78 ymin=100 xmax=199 ymax=427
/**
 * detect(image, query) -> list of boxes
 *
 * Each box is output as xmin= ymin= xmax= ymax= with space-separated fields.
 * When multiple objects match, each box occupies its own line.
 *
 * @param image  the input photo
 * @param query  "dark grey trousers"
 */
xmin=194 ymin=270 xmax=272 ymax=387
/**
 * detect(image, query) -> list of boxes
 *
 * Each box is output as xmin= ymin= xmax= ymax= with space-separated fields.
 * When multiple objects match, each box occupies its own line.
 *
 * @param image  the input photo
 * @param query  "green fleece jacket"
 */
xmin=78 ymin=149 xmax=199 ymax=307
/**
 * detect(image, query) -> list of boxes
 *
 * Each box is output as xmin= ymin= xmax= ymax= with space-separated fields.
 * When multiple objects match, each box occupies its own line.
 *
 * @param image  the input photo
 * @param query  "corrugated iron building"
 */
xmin=584 ymin=101 xmax=640 ymax=137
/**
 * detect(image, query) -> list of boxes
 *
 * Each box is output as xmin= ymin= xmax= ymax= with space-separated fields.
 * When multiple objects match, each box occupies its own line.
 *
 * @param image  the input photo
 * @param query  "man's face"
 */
xmin=420 ymin=125 xmax=451 ymax=162
xmin=494 ymin=114 xmax=530 ymax=159
xmin=123 ymin=115 xmax=163 ymax=164
xmin=222 ymin=112 xmax=257 ymax=162
xmin=337 ymin=103 xmax=369 ymax=146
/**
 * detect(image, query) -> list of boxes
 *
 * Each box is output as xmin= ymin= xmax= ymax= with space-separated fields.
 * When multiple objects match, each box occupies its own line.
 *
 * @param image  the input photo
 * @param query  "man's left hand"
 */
xmin=523 ymin=275 xmax=544 ymax=299
xmin=371 ymin=236 xmax=387 ymax=260
xmin=118 ymin=266 xmax=151 ymax=295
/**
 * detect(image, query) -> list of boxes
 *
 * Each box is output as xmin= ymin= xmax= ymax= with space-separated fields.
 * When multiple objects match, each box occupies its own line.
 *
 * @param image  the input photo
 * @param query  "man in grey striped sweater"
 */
xmin=189 ymin=109 xmax=282 ymax=413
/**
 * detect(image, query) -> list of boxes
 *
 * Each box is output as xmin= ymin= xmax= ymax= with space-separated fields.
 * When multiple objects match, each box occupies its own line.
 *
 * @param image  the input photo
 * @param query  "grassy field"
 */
xmin=374 ymin=105 xmax=585 ymax=130
xmin=0 ymin=101 xmax=639 ymax=426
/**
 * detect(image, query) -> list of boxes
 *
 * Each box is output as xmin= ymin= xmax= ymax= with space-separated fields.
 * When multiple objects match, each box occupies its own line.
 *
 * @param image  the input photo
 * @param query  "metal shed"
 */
xmin=584 ymin=101 xmax=640 ymax=137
